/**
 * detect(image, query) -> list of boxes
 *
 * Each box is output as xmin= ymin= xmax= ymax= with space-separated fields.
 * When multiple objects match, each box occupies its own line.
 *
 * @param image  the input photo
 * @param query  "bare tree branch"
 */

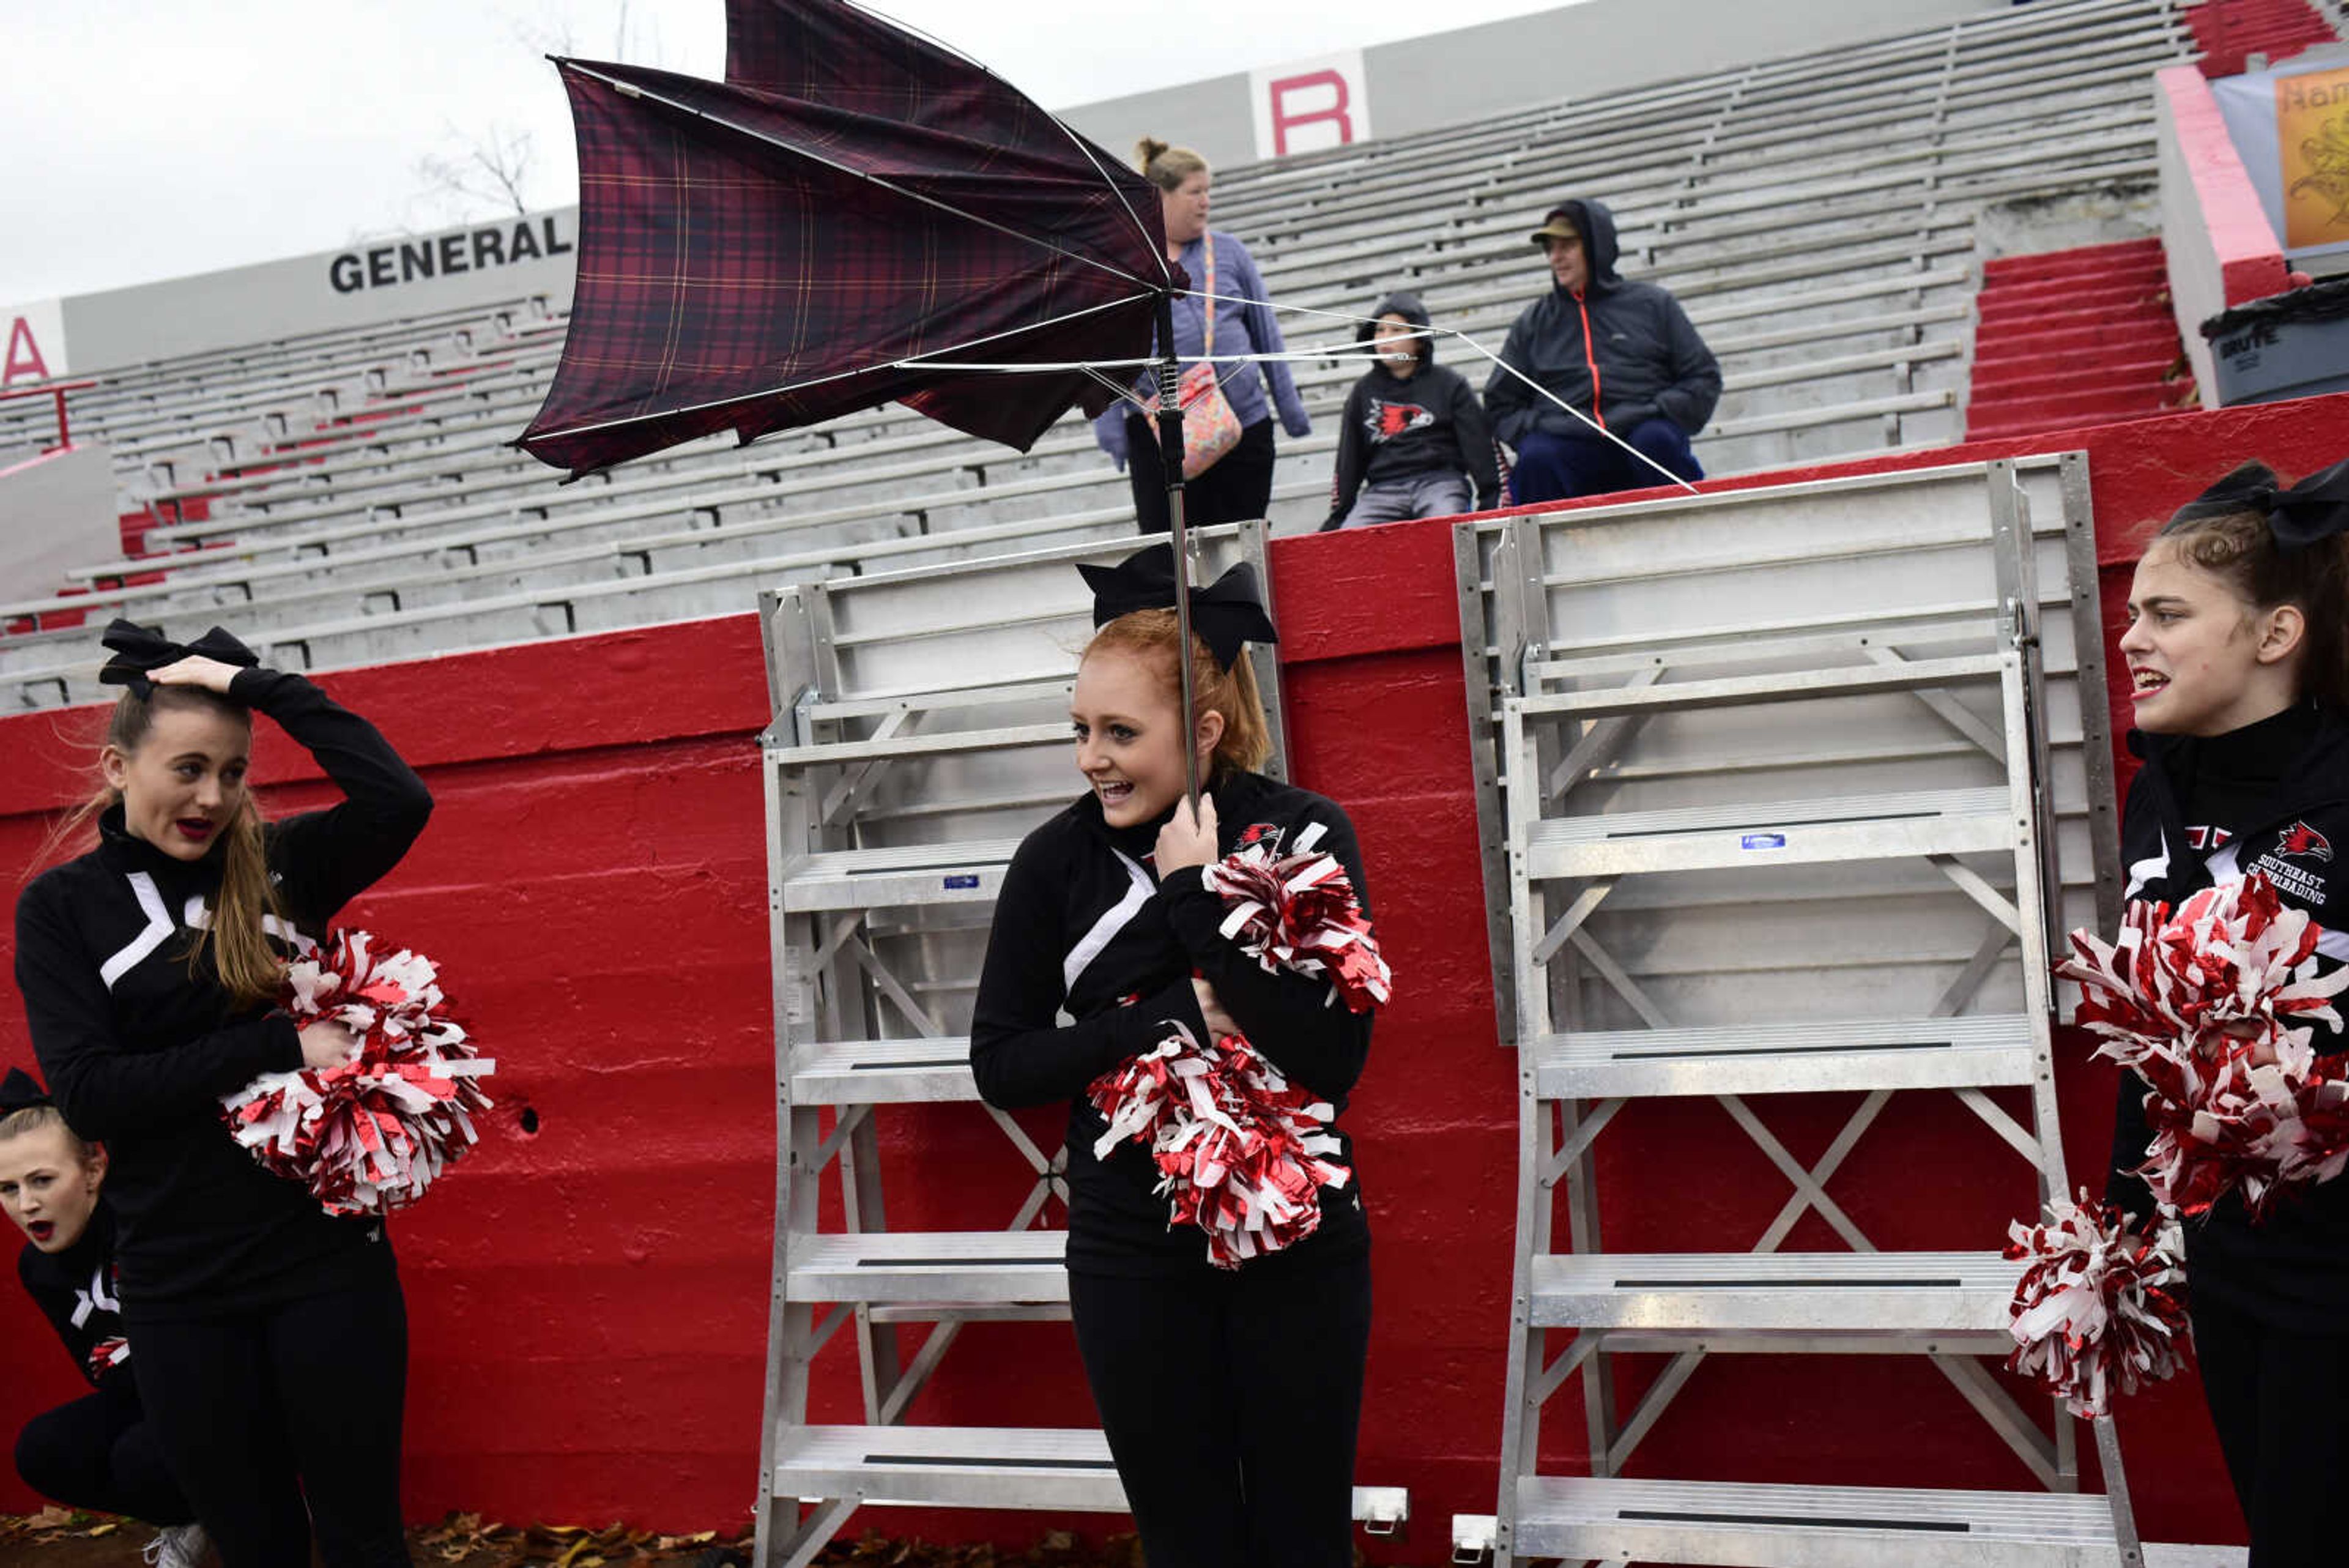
xmin=413 ymin=121 xmax=536 ymax=223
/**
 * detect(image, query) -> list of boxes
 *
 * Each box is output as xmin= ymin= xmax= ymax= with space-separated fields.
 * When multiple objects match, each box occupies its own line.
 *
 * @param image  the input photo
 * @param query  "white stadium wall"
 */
xmin=23 ymin=210 xmax=583 ymax=377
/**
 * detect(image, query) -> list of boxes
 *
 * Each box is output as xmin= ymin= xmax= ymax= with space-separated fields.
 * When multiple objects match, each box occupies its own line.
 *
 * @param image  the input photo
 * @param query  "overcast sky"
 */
xmin=4 ymin=0 xmax=1572 ymax=307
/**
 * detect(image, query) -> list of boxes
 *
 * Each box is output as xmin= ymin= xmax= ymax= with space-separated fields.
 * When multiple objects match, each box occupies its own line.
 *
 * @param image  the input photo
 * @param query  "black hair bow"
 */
xmin=1 ymin=1068 xmax=51 ymax=1113
xmin=1077 ymin=545 xmax=1279 ymax=670
xmin=98 ymin=620 xmax=260 ymax=699
xmin=2172 ymin=457 xmax=2349 ymax=551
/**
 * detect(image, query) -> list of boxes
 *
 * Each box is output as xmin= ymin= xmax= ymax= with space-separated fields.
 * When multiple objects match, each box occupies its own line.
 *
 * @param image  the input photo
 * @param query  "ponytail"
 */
xmin=204 ymin=797 xmax=283 ymax=1009
xmin=1135 ymin=137 xmax=1209 ymax=191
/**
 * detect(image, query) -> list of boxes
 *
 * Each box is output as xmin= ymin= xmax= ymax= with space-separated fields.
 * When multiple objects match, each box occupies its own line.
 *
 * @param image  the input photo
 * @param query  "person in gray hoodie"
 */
xmin=1483 ymin=198 xmax=1720 ymax=503
xmin=1322 ymin=292 xmax=1501 ymax=530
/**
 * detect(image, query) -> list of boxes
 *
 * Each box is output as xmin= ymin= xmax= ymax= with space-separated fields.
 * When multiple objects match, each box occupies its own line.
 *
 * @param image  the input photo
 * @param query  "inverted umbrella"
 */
xmin=520 ymin=0 xmax=1217 ymax=800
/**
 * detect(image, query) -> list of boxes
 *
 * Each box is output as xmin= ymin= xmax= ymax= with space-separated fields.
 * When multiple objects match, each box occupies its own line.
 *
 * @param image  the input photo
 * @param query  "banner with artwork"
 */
xmin=2212 ymin=59 xmax=2349 ymax=264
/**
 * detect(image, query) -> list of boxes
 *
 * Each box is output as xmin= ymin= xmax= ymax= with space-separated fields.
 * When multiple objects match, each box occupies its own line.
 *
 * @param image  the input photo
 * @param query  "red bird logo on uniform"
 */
xmin=2280 ymin=820 xmax=2334 ymax=862
xmin=1364 ymin=399 xmax=1434 ymax=441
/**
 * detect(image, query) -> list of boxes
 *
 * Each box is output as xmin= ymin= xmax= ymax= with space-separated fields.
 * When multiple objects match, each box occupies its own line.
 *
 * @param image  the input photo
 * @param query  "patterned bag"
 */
xmin=1142 ymin=236 xmax=1244 ymax=479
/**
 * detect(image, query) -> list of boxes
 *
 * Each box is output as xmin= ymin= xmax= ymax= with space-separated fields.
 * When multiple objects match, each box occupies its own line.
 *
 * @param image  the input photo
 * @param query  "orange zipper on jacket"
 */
xmin=1575 ymin=289 xmax=1605 ymax=431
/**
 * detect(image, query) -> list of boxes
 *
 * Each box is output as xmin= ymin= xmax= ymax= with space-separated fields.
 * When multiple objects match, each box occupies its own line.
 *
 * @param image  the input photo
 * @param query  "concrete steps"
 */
xmin=1973 ymin=279 xmax=2170 ymax=322
xmin=1964 ymin=237 xmax=2189 ymax=441
xmin=2186 ymin=0 xmax=2340 ymax=75
xmin=1970 ymin=356 xmax=2180 ymax=400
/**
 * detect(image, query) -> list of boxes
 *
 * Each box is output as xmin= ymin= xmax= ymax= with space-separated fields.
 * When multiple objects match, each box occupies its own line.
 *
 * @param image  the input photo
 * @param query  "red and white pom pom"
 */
xmin=2005 ymin=1193 xmax=2189 ymax=1418
xmin=219 ymin=931 xmax=494 ymax=1217
xmin=2060 ymin=874 xmax=2349 ymax=1218
xmin=1200 ymin=821 xmax=1391 ymax=1013
xmin=1088 ymin=1020 xmax=1352 ymax=1269
xmin=84 ymin=1336 xmax=130 ymax=1380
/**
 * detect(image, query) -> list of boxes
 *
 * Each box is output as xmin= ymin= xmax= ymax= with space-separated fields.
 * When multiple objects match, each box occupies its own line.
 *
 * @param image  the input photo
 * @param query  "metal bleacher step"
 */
xmin=764 ymin=722 xmax=1068 ymax=769
xmin=778 ymin=839 xmax=1024 ymax=912
xmin=1524 ymin=787 xmax=2019 ymax=881
xmin=1504 ymin=1475 xmax=2127 ymax=1567
xmin=1529 ymin=1250 xmax=2023 ymax=1332
xmin=787 ymin=1230 xmax=1070 ymax=1305
xmin=789 ymin=1037 xmax=978 ymax=1104
xmin=1519 ymin=653 xmax=2005 ymax=719
xmin=1524 ymin=615 xmax=2001 ymax=683
xmin=1531 ymin=1014 xmax=2041 ymax=1099
xmin=770 ymin=1425 xmax=1411 ymax=1528
xmin=800 ymin=675 xmax=1075 ymax=723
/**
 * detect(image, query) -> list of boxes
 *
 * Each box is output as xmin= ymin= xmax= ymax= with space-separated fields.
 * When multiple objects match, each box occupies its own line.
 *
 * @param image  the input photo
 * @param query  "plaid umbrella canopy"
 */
xmin=517 ymin=0 xmax=1178 ymax=478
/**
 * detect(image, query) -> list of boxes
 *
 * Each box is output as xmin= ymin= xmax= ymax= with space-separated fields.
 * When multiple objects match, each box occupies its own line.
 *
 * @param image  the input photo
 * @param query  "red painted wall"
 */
xmin=2 ymin=390 xmax=2344 ymax=1550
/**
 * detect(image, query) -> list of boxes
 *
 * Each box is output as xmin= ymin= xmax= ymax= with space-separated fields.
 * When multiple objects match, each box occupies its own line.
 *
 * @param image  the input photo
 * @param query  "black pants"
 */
xmin=1124 ymin=415 xmax=1277 ymax=535
xmin=130 ymin=1268 xmax=410 ymax=1568
xmin=1069 ymin=1250 xmax=1371 ymax=1568
xmin=2190 ymin=1291 xmax=2349 ymax=1566
xmin=13 ymin=1383 xmax=195 ymax=1526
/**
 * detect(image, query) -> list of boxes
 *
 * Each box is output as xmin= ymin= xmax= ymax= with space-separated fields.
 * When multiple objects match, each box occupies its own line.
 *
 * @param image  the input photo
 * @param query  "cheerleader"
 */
xmin=13 ymin=622 xmax=432 ymax=1568
xmin=970 ymin=545 xmax=1375 ymax=1568
xmin=2103 ymin=457 xmax=2349 ymax=1566
xmin=2 ymin=1068 xmax=202 ymax=1565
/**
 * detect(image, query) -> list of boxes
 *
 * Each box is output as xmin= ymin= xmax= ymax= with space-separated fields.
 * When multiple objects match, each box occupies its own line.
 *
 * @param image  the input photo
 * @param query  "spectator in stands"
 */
xmin=1484 ymin=198 xmax=1721 ymax=503
xmin=4 ymin=1069 xmax=206 ymax=1568
xmin=1321 ymin=292 xmax=1501 ymax=529
xmin=1096 ymin=138 xmax=1313 ymax=533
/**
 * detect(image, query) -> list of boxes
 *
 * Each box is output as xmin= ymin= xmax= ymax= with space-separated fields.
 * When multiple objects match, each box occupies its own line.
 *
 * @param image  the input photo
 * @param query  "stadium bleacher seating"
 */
xmin=2 ymin=0 xmax=2323 ymax=708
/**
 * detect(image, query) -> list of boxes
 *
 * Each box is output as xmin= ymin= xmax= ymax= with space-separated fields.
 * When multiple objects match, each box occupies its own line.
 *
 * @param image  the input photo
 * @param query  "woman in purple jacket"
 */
xmin=1094 ymin=138 xmax=1313 ymax=534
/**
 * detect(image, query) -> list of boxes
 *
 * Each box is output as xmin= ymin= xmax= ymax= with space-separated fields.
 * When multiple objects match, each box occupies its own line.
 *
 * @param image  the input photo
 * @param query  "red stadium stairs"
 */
xmin=2186 ymin=0 xmax=2341 ymax=78
xmin=1964 ymin=238 xmax=2192 ymax=443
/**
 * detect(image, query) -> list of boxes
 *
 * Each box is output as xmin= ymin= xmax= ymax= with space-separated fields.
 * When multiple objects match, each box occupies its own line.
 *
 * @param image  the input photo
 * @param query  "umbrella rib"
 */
xmin=1078 ymin=363 xmax=1151 ymax=411
xmin=566 ymin=60 xmax=1165 ymax=294
xmin=529 ymin=290 xmax=1156 ymax=444
xmin=1041 ymin=108 xmax=1174 ymax=290
xmin=895 ymin=348 xmax=1337 ymax=370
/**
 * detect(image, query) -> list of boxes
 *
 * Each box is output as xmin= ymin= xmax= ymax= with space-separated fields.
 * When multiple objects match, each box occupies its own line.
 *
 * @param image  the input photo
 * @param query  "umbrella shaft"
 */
xmin=1154 ymin=292 xmax=1202 ymax=814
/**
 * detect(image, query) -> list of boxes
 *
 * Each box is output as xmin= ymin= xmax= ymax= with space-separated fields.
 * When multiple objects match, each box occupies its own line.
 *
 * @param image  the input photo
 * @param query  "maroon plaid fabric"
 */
xmin=518 ymin=0 xmax=1172 ymax=478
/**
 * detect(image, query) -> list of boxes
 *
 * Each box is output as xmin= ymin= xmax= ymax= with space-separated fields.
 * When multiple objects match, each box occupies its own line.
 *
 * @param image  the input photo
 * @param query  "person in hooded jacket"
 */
xmin=1320 ymin=292 xmax=1501 ymax=530
xmin=1483 ymin=198 xmax=1720 ymax=505
xmin=2099 ymin=456 xmax=2349 ymax=1566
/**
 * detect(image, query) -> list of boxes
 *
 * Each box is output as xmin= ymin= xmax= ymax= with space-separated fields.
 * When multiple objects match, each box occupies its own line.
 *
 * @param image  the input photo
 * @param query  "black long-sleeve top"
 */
xmin=1324 ymin=362 xmax=1502 ymax=527
xmin=2103 ymin=704 xmax=2349 ymax=1330
xmin=19 ymin=1200 xmax=136 ymax=1395
xmin=14 ymin=668 xmax=433 ymax=1320
xmin=970 ymin=768 xmax=1375 ymax=1277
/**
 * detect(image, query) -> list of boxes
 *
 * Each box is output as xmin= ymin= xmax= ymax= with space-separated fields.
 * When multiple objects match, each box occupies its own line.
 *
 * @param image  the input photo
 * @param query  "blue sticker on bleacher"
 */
xmin=944 ymin=874 xmax=980 ymax=889
xmin=1740 ymin=833 xmax=1787 ymax=850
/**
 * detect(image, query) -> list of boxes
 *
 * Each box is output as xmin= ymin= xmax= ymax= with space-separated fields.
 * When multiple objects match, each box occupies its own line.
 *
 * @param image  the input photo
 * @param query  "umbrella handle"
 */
xmin=1154 ymin=291 xmax=1203 ymax=815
